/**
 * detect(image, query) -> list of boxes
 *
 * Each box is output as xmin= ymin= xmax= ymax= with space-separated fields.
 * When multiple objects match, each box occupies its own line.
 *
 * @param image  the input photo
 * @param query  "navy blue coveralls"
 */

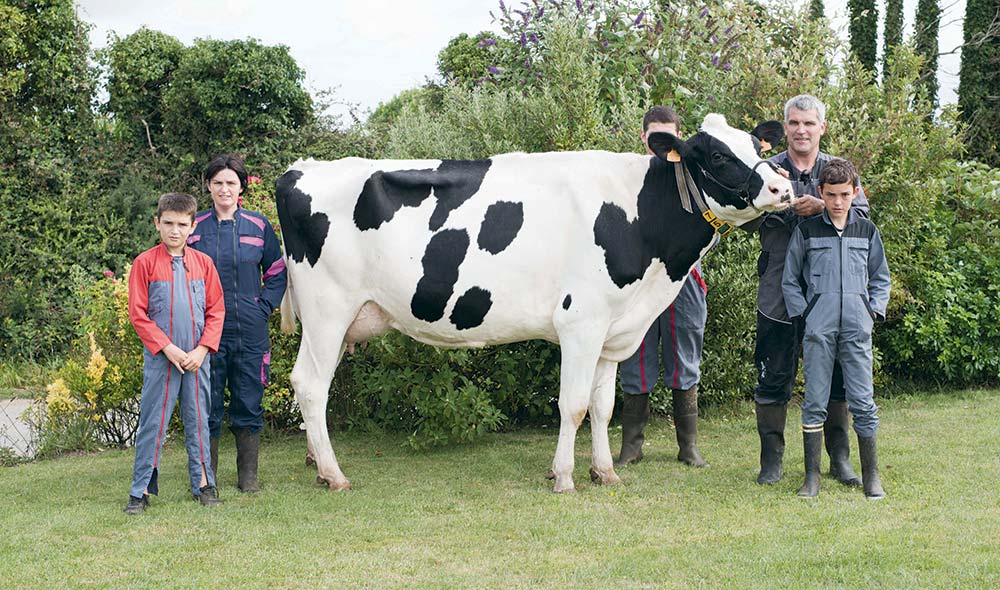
xmin=782 ymin=209 xmax=891 ymax=437
xmin=189 ymin=207 xmax=287 ymax=437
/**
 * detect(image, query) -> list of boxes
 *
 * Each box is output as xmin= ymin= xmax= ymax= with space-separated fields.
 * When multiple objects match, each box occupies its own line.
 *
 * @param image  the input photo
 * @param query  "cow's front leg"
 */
xmin=551 ymin=326 xmax=605 ymax=493
xmin=588 ymin=358 xmax=622 ymax=486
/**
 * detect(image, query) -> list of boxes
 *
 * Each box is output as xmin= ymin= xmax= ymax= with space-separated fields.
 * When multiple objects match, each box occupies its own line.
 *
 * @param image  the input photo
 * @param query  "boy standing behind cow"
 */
xmin=616 ymin=106 xmax=709 ymax=469
xmin=782 ymin=159 xmax=890 ymax=499
xmin=125 ymin=193 xmax=225 ymax=514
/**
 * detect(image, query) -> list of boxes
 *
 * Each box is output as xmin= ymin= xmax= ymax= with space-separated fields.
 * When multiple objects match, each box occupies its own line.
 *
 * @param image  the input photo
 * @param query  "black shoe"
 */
xmin=615 ymin=394 xmax=650 ymax=467
xmin=123 ymin=494 xmax=149 ymax=515
xmin=825 ymin=401 xmax=862 ymax=487
xmin=756 ymin=402 xmax=787 ymax=485
xmin=673 ymin=386 xmax=709 ymax=468
xmin=197 ymin=485 xmax=222 ymax=507
xmin=797 ymin=429 xmax=823 ymax=497
xmin=235 ymin=428 xmax=261 ymax=493
xmin=858 ymin=434 xmax=886 ymax=500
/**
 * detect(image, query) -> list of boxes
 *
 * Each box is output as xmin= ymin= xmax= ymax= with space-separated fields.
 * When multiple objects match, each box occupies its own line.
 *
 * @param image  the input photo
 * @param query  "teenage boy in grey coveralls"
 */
xmin=782 ymin=158 xmax=890 ymax=499
xmin=616 ymin=106 xmax=708 ymax=469
xmin=754 ymin=95 xmax=869 ymax=486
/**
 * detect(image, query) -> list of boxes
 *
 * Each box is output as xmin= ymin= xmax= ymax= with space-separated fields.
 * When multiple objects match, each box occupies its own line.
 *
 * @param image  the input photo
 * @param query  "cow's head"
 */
xmin=647 ymin=113 xmax=794 ymax=226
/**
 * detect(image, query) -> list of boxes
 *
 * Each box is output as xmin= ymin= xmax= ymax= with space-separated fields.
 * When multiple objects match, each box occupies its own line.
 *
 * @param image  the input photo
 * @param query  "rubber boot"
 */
xmin=210 ymin=436 xmax=219 ymax=481
xmin=825 ymin=401 xmax=862 ymax=487
xmin=755 ymin=402 xmax=787 ymax=485
xmin=797 ymin=429 xmax=823 ymax=497
xmin=858 ymin=434 xmax=886 ymax=500
xmin=615 ymin=393 xmax=650 ymax=466
xmin=672 ymin=386 xmax=708 ymax=467
xmin=198 ymin=485 xmax=222 ymax=507
xmin=234 ymin=428 xmax=260 ymax=493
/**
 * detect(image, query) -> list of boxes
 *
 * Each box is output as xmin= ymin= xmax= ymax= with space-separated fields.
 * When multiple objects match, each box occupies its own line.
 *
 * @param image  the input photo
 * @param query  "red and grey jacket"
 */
xmin=128 ymin=243 xmax=225 ymax=355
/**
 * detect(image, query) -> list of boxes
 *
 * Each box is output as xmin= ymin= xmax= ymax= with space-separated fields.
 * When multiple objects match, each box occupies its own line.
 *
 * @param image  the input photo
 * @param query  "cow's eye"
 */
xmin=711 ymin=152 xmax=725 ymax=163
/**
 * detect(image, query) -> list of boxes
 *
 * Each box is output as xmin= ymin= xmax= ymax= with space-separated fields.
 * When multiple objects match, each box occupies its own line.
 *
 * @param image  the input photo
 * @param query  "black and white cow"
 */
xmin=276 ymin=114 xmax=794 ymax=492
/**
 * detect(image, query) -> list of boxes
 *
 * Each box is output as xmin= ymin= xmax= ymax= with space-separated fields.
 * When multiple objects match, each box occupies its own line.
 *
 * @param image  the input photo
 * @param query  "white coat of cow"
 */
xmin=276 ymin=114 xmax=794 ymax=492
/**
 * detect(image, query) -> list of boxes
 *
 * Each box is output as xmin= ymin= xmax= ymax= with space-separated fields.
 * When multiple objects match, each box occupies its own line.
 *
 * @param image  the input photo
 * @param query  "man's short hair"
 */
xmin=819 ymin=158 xmax=858 ymax=188
xmin=783 ymin=94 xmax=826 ymax=124
xmin=204 ymin=154 xmax=248 ymax=193
xmin=156 ymin=192 xmax=198 ymax=221
xmin=643 ymin=106 xmax=681 ymax=132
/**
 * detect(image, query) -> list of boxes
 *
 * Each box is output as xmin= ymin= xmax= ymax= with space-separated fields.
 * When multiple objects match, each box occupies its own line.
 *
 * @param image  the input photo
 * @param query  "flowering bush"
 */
xmin=36 ymin=270 xmax=143 ymax=454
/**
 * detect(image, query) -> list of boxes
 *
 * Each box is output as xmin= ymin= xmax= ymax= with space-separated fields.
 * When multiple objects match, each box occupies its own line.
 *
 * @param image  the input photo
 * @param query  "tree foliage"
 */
xmin=848 ymin=0 xmax=878 ymax=71
xmin=808 ymin=0 xmax=824 ymax=21
xmin=914 ymin=0 xmax=941 ymax=109
xmin=958 ymin=0 xmax=1000 ymax=166
xmin=882 ymin=0 xmax=904 ymax=82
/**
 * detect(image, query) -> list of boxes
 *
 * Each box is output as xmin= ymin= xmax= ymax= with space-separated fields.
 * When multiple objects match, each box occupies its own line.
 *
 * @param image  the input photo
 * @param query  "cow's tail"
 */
xmin=280 ymin=270 xmax=298 ymax=334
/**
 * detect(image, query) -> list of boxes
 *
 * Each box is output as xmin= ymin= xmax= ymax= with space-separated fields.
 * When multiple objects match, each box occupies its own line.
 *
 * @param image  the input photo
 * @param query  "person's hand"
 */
xmin=162 ymin=343 xmax=188 ymax=374
xmin=776 ymin=167 xmax=790 ymax=179
xmin=181 ymin=345 xmax=210 ymax=371
xmin=792 ymin=194 xmax=824 ymax=217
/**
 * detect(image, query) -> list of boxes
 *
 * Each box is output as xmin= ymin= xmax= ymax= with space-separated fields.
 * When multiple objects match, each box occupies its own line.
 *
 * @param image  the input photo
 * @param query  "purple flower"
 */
xmin=514 ymin=9 xmax=528 ymax=22
xmin=724 ymin=25 xmax=734 ymax=35
xmin=536 ymin=7 xmax=544 ymax=18
xmin=634 ymin=11 xmax=645 ymax=26
xmin=723 ymin=62 xmax=731 ymax=71
xmin=700 ymin=7 xmax=709 ymax=18
xmin=524 ymin=58 xmax=531 ymax=68
xmin=478 ymin=37 xmax=497 ymax=48
xmin=520 ymin=32 xmax=527 ymax=46
xmin=575 ymin=0 xmax=582 ymax=11
xmin=710 ymin=35 xmax=718 ymax=44
xmin=711 ymin=55 xmax=719 ymax=67
xmin=499 ymin=0 xmax=505 ymax=9
xmin=529 ymin=33 xmax=539 ymax=43
xmin=488 ymin=65 xmax=500 ymax=74
xmin=602 ymin=39 xmax=609 ymax=47
xmin=732 ymin=42 xmax=740 ymax=50
xmin=708 ymin=94 xmax=715 ymax=101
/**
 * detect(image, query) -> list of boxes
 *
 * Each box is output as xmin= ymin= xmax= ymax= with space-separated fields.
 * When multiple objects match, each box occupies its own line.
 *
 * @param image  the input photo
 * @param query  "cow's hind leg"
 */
xmin=588 ymin=358 xmax=622 ymax=486
xmin=292 ymin=322 xmax=353 ymax=491
xmin=551 ymin=326 xmax=605 ymax=493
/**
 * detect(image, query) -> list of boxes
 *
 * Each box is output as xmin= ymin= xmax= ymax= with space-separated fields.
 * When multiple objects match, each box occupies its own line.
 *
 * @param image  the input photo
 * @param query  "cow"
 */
xmin=275 ymin=113 xmax=794 ymax=493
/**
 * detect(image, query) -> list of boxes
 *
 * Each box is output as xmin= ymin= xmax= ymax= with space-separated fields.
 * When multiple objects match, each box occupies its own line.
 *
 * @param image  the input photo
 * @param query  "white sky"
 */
xmin=75 ymin=0 xmax=966 ymax=125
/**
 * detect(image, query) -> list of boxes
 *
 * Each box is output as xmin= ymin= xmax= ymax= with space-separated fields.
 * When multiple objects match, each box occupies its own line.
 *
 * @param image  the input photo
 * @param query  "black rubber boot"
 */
xmin=210 ymin=436 xmax=219 ymax=480
xmin=123 ymin=494 xmax=149 ymax=515
xmin=234 ymin=428 xmax=260 ymax=493
xmin=615 ymin=394 xmax=650 ymax=466
xmin=858 ymin=434 xmax=886 ymax=500
xmin=797 ymin=429 xmax=823 ymax=497
xmin=198 ymin=485 xmax=222 ymax=506
xmin=825 ymin=401 xmax=862 ymax=487
xmin=672 ymin=386 xmax=708 ymax=467
xmin=755 ymin=402 xmax=787 ymax=485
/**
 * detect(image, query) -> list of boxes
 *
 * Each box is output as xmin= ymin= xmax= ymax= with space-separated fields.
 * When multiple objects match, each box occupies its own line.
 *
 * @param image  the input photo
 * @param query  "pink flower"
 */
xmin=238 ymin=196 xmax=244 ymax=207
xmin=248 ymin=175 xmax=262 ymax=184
xmin=103 ymin=270 xmax=114 ymax=278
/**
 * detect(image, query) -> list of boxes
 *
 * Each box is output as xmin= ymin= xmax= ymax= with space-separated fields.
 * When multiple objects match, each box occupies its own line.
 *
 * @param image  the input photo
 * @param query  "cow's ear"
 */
xmin=751 ymin=121 xmax=784 ymax=153
xmin=647 ymin=132 xmax=691 ymax=163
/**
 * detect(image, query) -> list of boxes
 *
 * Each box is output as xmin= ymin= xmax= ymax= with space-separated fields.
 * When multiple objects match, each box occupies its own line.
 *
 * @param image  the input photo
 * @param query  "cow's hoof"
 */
xmin=315 ymin=475 xmax=351 ymax=491
xmin=305 ymin=453 xmax=316 ymax=468
xmin=552 ymin=483 xmax=577 ymax=493
xmin=589 ymin=467 xmax=622 ymax=486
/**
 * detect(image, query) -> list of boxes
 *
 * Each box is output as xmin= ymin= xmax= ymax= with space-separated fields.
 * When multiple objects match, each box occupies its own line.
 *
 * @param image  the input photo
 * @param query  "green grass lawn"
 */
xmin=2 ymin=389 xmax=998 ymax=589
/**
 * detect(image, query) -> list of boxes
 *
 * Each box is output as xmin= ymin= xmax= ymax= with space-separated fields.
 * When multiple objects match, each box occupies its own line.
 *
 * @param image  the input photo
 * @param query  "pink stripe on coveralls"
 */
xmin=240 ymin=236 xmax=264 ymax=247
xmin=244 ymin=215 xmax=265 ymax=231
xmin=263 ymin=258 xmax=286 ymax=281
xmin=186 ymin=235 xmax=202 ymax=245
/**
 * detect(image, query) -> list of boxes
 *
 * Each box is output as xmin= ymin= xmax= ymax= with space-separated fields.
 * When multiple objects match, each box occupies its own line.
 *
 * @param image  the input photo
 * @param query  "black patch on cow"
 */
xmin=428 ymin=160 xmax=493 ymax=231
xmin=562 ymin=295 xmax=572 ymax=310
xmin=450 ymin=287 xmax=492 ymax=330
xmin=593 ymin=158 xmax=715 ymax=289
xmin=353 ymin=159 xmax=493 ymax=232
xmin=411 ymin=229 xmax=470 ymax=322
xmin=354 ymin=168 xmax=435 ymax=230
xmin=275 ymin=170 xmax=330 ymax=266
xmin=477 ymin=201 xmax=523 ymax=254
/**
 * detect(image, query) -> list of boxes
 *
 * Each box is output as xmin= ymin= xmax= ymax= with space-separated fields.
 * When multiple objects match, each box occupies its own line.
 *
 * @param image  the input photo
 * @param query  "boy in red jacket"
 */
xmin=125 ymin=193 xmax=225 ymax=514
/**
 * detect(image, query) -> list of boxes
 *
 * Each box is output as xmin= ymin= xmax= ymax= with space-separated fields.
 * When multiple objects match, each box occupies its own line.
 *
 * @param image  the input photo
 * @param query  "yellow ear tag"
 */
xmin=759 ymin=140 xmax=772 ymax=152
xmin=666 ymin=149 xmax=681 ymax=162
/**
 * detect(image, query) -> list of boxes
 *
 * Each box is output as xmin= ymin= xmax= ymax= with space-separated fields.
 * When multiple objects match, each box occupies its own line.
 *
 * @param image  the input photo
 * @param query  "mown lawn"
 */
xmin=1 ymin=389 xmax=998 ymax=589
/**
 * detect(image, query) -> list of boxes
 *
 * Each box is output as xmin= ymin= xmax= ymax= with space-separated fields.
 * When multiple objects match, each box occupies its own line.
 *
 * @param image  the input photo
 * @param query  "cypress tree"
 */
xmin=848 ymin=0 xmax=878 ymax=71
xmin=809 ymin=0 xmax=824 ymax=21
xmin=883 ymin=0 xmax=904 ymax=54
xmin=958 ymin=0 xmax=1000 ymax=165
xmin=914 ymin=0 xmax=940 ymax=110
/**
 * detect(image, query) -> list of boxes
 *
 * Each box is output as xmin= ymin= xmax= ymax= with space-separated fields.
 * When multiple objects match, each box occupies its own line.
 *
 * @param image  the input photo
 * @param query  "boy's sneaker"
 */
xmin=123 ymin=494 xmax=149 ymax=515
xmin=197 ymin=485 xmax=222 ymax=507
